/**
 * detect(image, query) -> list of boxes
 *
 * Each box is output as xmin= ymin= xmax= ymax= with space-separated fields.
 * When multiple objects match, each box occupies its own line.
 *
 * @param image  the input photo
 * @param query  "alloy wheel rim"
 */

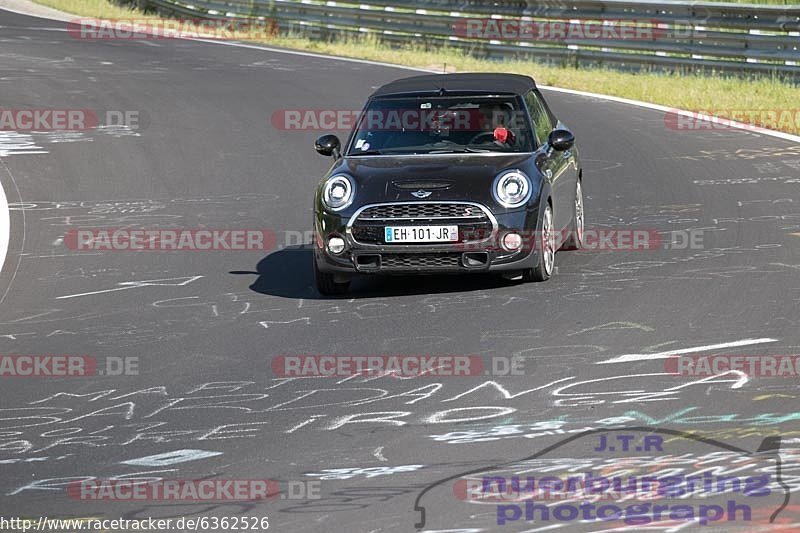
xmin=575 ymin=181 xmax=584 ymax=243
xmin=543 ymin=207 xmax=554 ymax=275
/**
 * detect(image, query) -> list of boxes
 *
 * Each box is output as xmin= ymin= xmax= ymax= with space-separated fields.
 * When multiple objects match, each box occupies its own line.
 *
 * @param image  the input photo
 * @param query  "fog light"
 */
xmin=502 ymin=232 xmax=523 ymax=251
xmin=327 ymin=237 xmax=345 ymax=254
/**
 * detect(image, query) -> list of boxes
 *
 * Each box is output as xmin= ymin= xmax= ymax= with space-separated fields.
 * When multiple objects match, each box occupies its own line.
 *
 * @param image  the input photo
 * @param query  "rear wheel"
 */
xmin=523 ymin=203 xmax=555 ymax=282
xmin=313 ymin=253 xmax=350 ymax=295
xmin=562 ymin=179 xmax=584 ymax=250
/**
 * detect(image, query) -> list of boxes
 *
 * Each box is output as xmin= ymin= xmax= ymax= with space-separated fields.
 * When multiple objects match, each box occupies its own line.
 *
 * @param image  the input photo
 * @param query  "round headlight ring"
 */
xmin=493 ymin=170 xmax=532 ymax=208
xmin=322 ymin=175 xmax=354 ymax=211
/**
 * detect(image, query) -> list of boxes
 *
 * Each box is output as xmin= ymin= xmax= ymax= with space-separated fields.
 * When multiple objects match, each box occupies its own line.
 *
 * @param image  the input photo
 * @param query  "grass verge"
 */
xmin=31 ymin=0 xmax=800 ymax=136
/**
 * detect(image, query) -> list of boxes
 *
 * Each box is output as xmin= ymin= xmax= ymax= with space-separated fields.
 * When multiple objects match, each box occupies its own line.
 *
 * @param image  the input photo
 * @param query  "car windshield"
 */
xmin=346 ymin=95 xmax=534 ymax=155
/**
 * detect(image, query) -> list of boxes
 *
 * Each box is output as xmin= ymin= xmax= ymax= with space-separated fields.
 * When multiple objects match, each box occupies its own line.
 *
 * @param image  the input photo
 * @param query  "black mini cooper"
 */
xmin=312 ymin=73 xmax=583 ymax=295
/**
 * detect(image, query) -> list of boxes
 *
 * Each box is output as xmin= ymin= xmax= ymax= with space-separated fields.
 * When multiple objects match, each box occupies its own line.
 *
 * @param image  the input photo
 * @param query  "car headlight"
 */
xmin=493 ymin=170 xmax=531 ymax=208
xmin=322 ymin=175 xmax=354 ymax=211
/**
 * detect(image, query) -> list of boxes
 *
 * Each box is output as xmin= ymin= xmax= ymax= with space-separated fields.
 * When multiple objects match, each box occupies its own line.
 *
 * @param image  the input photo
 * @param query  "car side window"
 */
xmin=525 ymin=90 xmax=554 ymax=148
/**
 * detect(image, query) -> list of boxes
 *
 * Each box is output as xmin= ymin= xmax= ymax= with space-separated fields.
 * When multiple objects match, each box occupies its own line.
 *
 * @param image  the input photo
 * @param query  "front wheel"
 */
xmin=313 ymin=253 xmax=351 ymax=295
xmin=523 ymin=203 xmax=555 ymax=282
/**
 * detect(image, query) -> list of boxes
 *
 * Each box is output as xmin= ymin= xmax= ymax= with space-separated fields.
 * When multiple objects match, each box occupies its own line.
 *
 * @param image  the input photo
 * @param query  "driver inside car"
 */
xmin=477 ymin=103 xmax=518 ymax=148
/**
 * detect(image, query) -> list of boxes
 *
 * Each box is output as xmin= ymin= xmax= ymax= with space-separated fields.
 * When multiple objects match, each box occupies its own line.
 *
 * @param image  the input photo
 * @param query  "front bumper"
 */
xmin=314 ymin=201 xmax=541 ymax=275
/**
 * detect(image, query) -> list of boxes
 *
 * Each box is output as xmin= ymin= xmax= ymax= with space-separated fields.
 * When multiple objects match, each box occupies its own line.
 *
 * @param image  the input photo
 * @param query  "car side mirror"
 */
xmin=315 ymin=134 xmax=341 ymax=158
xmin=548 ymin=129 xmax=575 ymax=151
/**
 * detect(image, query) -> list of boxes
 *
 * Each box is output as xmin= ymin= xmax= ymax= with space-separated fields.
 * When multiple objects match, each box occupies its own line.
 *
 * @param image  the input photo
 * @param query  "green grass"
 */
xmin=37 ymin=0 xmax=139 ymax=18
xmin=714 ymin=0 xmax=798 ymax=3
xmin=34 ymin=0 xmax=800 ymax=135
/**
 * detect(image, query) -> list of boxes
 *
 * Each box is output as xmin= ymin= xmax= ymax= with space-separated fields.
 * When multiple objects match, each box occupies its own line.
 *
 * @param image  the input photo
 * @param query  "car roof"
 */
xmin=370 ymin=73 xmax=536 ymax=98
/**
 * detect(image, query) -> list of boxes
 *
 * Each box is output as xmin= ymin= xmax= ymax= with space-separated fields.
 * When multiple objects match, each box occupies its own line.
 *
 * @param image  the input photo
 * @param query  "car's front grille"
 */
xmin=349 ymin=202 xmax=495 ymax=245
xmin=380 ymin=253 xmax=462 ymax=270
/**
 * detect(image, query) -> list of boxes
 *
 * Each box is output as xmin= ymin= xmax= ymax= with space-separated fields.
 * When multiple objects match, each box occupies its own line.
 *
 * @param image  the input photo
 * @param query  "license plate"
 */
xmin=384 ymin=225 xmax=459 ymax=243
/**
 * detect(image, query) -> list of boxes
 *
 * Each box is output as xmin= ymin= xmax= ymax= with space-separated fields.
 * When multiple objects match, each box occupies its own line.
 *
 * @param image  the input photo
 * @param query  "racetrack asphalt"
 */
xmin=1 ymin=8 xmax=800 ymax=531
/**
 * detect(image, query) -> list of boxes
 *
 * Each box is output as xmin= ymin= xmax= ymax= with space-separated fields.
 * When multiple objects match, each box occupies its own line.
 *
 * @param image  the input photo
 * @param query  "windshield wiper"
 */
xmin=428 ymin=147 xmax=492 ymax=154
xmin=350 ymin=149 xmax=383 ymax=156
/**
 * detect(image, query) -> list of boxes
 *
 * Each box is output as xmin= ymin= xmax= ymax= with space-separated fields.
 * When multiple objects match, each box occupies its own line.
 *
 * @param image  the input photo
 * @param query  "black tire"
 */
xmin=313 ymin=253 xmax=350 ymax=295
xmin=523 ymin=203 xmax=555 ymax=282
xmin=561 ymin=179 xmax=584 ymax=251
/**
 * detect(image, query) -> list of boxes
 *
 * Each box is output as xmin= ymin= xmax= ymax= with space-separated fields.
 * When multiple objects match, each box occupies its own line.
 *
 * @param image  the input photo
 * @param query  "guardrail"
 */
xmin=138 ymin=0 xmax=800 ymax=77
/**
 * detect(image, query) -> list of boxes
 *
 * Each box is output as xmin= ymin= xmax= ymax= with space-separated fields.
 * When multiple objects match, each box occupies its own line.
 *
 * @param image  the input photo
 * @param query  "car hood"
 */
xmin=334 ymin=153 xmax=535 ymax=202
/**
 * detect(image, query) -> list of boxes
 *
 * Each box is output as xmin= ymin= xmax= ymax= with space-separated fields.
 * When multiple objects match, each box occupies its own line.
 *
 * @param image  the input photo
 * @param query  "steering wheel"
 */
xmin=468 ymin=131 xmax=501 ymax=145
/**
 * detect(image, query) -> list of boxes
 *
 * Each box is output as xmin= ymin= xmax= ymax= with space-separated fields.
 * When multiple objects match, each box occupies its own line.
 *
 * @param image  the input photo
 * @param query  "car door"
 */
xmin=525 ymin=90 xmax=572 ymax=232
